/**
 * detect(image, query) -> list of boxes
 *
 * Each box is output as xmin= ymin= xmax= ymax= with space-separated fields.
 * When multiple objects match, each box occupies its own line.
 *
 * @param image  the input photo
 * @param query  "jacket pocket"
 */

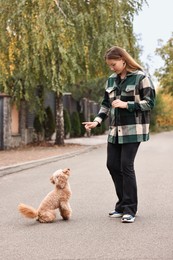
xmin=122 ymin=85 xmax=135 ymax=97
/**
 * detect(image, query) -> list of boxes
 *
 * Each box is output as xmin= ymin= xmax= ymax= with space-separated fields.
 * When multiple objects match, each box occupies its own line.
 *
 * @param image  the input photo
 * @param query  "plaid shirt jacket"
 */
xmin=94 ymin=70 xmax=156 ymax=144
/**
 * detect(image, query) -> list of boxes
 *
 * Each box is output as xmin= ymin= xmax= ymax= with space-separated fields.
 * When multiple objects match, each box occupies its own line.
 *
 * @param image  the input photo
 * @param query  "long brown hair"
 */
xmin=104 ymin=46 xmax=143 ymax=72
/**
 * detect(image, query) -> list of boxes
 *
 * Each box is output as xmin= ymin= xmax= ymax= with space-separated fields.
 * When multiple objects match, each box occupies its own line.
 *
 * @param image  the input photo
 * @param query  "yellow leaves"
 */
xmin=156 ymin=92 xmax=173 ymax=127
xmin=0 ymin=34 xmax=18 ymax=77
xmin=0 ymin=0 xmax=144 ymax=103
xmin=0 ymin=53 xmax=8 ymax=77
xmin=8 ymin=38 xmax=17 ymax=74
xmin=84 ymin=45 xmax=89 ymax=77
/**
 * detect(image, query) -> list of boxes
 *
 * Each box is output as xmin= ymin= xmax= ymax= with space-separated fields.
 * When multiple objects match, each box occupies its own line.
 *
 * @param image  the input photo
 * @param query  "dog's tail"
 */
xmin=18 ymin=203 xmax=38 ymax=219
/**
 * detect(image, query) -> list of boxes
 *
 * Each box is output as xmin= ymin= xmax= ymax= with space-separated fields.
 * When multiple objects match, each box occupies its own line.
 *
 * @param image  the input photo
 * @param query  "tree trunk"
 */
xmin=55 ymin=92 xmax=64 ymax=145
xmin=86 ymin=98 xmax=91 ymax=137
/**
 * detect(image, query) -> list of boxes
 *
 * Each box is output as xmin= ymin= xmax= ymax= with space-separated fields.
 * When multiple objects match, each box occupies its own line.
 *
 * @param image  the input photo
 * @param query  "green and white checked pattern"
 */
xmin=94 ymin=70 xmax=155 ymax=144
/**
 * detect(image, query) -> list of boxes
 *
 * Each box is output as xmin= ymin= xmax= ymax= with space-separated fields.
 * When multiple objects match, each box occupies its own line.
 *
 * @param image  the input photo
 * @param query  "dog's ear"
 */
xmin=50 ymin=176 xmax=55 ymax=184
xmin=63 ymin=168 xmax=70 ymax=176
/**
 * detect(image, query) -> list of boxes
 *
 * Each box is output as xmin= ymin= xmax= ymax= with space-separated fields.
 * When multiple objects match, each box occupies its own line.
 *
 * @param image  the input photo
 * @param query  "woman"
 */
xmin=82 ymin=46 xmax=155 ymax=223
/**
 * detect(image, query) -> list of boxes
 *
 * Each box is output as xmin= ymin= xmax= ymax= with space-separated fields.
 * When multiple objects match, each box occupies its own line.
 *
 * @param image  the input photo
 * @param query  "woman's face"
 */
xmin=106 ymin=58 xmax=126 ymax=75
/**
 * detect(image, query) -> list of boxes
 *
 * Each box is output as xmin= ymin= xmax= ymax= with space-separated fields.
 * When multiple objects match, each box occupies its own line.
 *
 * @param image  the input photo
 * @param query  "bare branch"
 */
xmin=54 ymin=0 xmax=67 ymax=19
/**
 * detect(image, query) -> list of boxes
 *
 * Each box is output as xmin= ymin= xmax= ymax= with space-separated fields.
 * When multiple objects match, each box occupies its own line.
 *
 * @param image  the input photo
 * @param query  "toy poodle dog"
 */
xmin=18 ymin=168 xmax=72 ymax=223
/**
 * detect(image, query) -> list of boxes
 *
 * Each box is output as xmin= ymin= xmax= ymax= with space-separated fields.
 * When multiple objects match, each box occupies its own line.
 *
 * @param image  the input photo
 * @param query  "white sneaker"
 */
xmin=121 ymin=214 xmax=135 ymax=223
xmin=109 ymin=210 xmax=123 ymax=218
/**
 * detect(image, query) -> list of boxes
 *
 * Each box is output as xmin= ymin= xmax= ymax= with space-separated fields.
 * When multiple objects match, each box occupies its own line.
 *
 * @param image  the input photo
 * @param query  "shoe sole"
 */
xmin=121 ymin=218 xmax=135 ymax=223
xmin=109 ymin=214 xmax=123 ymax=218
xmin=109 ymin=211 xmax=123 ymax=218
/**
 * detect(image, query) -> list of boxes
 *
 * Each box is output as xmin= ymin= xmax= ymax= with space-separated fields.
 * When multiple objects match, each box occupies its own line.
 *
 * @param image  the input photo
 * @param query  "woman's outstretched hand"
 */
xmin=82 ymin=121 xmax=98 ymax=131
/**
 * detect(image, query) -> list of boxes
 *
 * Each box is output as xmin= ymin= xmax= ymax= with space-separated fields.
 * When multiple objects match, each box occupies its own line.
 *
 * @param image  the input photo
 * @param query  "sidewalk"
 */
xmin=0 ymin=135 xmax=107 ymax=177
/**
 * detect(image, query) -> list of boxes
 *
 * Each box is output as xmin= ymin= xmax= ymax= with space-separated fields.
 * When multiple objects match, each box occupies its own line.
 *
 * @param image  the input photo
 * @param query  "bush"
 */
xmin=63 ymin=109 xmax=71 ymax=138
xmin=43 ymin=106 xmax=55 ymax=140
xmin=90 ymin=114 xmax=107 ymax=135
xmin=79 ymin=112 xmax=86 ymax=136
xmin=34 ymin=115 xmax=43 ymax=133
xmin=70 ymin=111 xmax=81 ymax=137
xmin=33 ymin=115 xmax=44 ymax=142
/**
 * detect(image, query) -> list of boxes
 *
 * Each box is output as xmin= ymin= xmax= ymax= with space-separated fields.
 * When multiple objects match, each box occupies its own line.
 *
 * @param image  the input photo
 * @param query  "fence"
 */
xmin=0 ymin=92 xmax=101 ymax=150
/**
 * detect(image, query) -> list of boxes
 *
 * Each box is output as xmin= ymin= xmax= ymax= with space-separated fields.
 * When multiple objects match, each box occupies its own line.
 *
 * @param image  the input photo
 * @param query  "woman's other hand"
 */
xmin=112 ymin=99 xmax=128 ymax=109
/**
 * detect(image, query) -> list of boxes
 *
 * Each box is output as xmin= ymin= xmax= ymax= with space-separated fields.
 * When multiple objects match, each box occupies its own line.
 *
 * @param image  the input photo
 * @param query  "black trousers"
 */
xmin=107 ymin=142 xmax=140 ymax=217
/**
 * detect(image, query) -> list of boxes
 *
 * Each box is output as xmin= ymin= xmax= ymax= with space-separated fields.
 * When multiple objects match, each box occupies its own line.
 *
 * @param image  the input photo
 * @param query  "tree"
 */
xmin=151 ymin=89 xmax=173 ymax=130
xmin=0 ymin=0 xmax=77 ymax=145
xmin=0 ymin=0 xmax=146 ymax=145
xmin=155 ymin=35 xmax=173 ymax=95
xmin=64 ymin=0 xmax=146 ymax=102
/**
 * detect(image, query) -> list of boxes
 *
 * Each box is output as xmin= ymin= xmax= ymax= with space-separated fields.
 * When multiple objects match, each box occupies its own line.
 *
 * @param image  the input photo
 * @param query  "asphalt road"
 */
xmin=0 ymin=131 xmax=173 ymax=260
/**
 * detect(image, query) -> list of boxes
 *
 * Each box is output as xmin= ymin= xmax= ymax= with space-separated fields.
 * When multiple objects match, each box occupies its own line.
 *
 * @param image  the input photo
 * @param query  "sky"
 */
xmin=133 ymin=0 xmax=173 ymax=78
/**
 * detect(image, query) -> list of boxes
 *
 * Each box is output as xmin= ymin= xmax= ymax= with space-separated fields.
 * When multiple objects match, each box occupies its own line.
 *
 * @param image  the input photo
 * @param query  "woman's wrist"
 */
xmin=93 ymin=120 xmax=99 ymax=126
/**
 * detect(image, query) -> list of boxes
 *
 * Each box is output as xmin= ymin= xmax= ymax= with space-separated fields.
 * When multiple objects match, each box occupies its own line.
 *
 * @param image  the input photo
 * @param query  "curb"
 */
xmin=0 ymin=146 xmax=97 ymax=177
